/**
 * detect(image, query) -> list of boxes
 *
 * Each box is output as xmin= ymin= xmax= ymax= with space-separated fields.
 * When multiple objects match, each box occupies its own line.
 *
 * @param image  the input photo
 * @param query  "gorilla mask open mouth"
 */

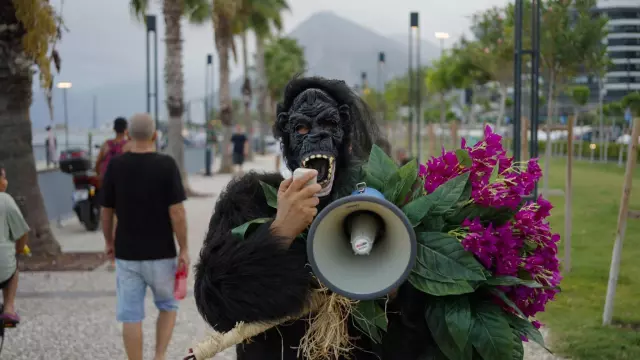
xmin=301 ymin=153 xmax=335 ymax=197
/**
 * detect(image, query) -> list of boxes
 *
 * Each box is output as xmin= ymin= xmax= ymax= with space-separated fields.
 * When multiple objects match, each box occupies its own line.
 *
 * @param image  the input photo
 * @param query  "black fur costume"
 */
xmin=194 ymin=77 xmax=434 ymax=360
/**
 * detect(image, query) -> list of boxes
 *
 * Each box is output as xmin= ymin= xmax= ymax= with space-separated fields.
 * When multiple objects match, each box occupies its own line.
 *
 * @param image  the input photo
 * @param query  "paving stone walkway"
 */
xmin=5 ymin=154 xmax=559 ymax=359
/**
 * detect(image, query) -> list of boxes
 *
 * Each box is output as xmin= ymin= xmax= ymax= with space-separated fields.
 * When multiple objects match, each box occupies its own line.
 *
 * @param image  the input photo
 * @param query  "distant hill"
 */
xmin=29 ymin=11 xmax=441 ymax=130
xmin=227 ymin=11 xmax=440 ymax=97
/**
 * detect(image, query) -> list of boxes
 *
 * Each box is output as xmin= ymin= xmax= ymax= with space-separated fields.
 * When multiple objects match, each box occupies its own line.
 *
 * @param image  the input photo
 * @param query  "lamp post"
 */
xmin=361 ymin=72 xmax=368 ymax=97
xmin=410 ymin=12 xmax=421 ymax=163
xmin=145 ymin=14 xmax=159 ymax=150
xmin=57 ymin=81 xmax=72 ymax=150
xmin=205 ymin=54 xmax=214 ymax=176
xmin=377 ymin=52 xmax=386 ymax=128
xmin=513 ymin=0 xmax=540 ymax=199
xmin=435 ymin=32 xmax=450 ymax=146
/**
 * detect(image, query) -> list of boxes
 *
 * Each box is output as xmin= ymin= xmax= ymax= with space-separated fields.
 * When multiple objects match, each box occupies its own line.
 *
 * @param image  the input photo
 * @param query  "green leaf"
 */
xmin=413 ymin=262 xmax=457 ymax=283
xmin=416 ymin=232 xmax=487 ymax=281
xmin=446 ymin=204 xmax=516 ymax=227
xmin=511 ymin=331 xmax=525 ymax=360
xmin=489 ymin=288 xmax=527 ymax=319
xmin=470 ymin=302 xmax=514 ymax=360
xmin=402 ymin=196 xmax=436 ymax=226
xmin=259 ymin=181 xmax=278 ymax=209
xmin=365 ymin=144 xmax=399 ymax=190
xmin=506 ymin=314 xmax=546 ymax=349
xmin=423 ymin=216 xmax=445 ymax=232
xmin=409 ymin=273 xmax=475 ymax=296
xmin=382 ymin=171 xmax=404 ymax=203
xmin=231 ymin=218 xmax=272 ymax=240
xmin=489 ymin=163 xmax=501 ymax=184
xmin=483 ymin=276 xmax=543 ymax=289
xmin=394 ymin=160 xmax=419 ymax=204
xmin=352 ymin=300 xmax=387 ymax=343
xmin=445 ymin=296 xmax=473 ymax=352
xmin=455 ymin=149 xmax=473 ymax=168
xmin=429 ymin=172 xmax=471 ymax=215
xmin=425 ymin=298 xmax=473 ymax=360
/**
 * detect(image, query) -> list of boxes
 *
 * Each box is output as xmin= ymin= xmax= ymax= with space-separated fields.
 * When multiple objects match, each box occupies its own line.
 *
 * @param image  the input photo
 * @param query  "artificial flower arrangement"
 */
xmin=191 ymin=125 xmax=561 ymax=360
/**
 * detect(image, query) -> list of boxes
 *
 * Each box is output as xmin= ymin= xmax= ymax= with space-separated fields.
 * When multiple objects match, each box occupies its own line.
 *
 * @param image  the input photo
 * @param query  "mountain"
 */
xmin=388 ymin=34 xmax=443 ymax=65
xmin=28 ymin=11 xmax=441 ymax=130
xmin=228 ymin=11 xmax=440 ymax=97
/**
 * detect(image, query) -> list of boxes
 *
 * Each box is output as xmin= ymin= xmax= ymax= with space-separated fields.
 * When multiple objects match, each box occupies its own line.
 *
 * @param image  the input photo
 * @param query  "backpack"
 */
xmin=100 ymin=139 xmax=126 ymax=176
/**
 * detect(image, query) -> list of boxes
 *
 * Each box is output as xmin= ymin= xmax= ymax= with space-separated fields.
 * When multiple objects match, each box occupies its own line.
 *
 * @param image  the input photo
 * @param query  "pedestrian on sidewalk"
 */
xmin=96 ymin=117 xmax=130 ymax=272
xmin=100 ymin=113 xmax=189 ymax=360
xmin=0 ymin=165 xmax=30 ymax=325
xmin=230 ymin=124 xmax=248 ymax=176
xmin=45 ymin=125 xmax=58 ymax=168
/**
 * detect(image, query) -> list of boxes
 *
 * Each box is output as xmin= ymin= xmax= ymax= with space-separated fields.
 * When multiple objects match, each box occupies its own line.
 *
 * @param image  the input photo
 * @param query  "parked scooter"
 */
xmin=59 ymin=148 xmax=101 ymax=231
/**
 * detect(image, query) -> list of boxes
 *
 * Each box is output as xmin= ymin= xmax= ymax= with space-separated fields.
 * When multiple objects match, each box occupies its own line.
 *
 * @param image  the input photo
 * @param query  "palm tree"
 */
xmin=242 ymin=0 xmax=289 ymax=154
xmin=130 ymin=0 xmax=209 ymax=194
xmin=211 ymin=0 xmax=240 ymax=173
xmin=0 ymin=0 xmax=62 ymax=254
xmin=264 ymin=37 xmax=306 ymax=110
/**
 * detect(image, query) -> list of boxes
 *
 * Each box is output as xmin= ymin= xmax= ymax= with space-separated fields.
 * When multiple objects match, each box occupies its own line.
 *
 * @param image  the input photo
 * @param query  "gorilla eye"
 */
xmin=296 ymin=125 xmax=309 ymax=135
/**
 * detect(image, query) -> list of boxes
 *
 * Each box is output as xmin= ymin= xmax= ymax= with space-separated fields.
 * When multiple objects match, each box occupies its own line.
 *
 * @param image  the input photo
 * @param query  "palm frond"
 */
xmin=129 ymin=0 xmax=149 ymax=22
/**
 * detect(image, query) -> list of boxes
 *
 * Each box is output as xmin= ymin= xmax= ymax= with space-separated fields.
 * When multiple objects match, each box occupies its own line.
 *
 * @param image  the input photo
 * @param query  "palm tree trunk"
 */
xmin=242 ymin=31 xmax=253 ymax=161
xmin=439 ymin=92 xmax=446 ymax=148
xmin=163 ymin=0 xmax=192 ymax=193
xmin=496 ymin=84 xmax=507 ymax=132
xmin=256 ymin=36 xmax=268 ymax=155
xmin=0 ymin=39 xmax=60 ymax=255
xmin=217 ymin=34 xmax=233 ymax=173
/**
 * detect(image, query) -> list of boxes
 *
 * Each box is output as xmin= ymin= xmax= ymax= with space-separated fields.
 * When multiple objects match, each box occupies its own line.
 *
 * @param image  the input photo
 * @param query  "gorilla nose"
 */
xmin=307 ymin=131 xmax=330 ymax=143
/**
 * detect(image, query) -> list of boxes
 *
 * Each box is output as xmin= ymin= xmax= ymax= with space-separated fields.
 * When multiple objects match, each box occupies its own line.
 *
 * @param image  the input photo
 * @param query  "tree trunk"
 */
xmin=564 ymin=114 xmax=574 ymax=273
xmin=242 ymin=31 xmax=253 ymax=161
xmin=163 ymin=0 xmax=191 ymax=193
xmin=543 ymin=70 xmax=555 ymax=196
xmin=256 ymin=36 xmax=268 ymax=154
xmin=598 ymin=77 xmax=605 ymax=162
xmin=0 ymin=35 xmax=60 ymax=255
xmin=215 ymin=31 xmax=233 ymax=174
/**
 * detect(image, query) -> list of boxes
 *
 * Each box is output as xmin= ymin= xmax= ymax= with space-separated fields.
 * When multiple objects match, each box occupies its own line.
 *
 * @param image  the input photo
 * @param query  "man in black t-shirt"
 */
xmin=100 ymin=113 xmax=188 ymax=360
xmin=230 ymin=124 xmax=248 ymax=176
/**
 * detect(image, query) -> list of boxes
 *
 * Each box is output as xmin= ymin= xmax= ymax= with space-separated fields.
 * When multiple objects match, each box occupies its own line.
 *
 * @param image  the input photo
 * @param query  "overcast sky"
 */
xmin=49 ymin=0 xmax=509 ymax=92
xmin=34 ymin=0 xmax=511 ymax=129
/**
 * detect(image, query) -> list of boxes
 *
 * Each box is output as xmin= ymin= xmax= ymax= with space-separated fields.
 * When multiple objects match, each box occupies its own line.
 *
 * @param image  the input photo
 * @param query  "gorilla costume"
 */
xmin=194 ymin=77 xmax=434 ymax=359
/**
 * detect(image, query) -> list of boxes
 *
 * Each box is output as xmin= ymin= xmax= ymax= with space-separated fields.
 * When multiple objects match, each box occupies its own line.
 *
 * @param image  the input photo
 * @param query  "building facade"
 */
xmin=597 ymin=0 xmax=640 ymax=102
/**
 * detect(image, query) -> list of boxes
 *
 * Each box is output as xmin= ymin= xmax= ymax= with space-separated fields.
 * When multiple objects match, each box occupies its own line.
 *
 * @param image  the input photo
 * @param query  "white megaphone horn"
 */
xmin=302 ymin=176 xmax=417 ymax=301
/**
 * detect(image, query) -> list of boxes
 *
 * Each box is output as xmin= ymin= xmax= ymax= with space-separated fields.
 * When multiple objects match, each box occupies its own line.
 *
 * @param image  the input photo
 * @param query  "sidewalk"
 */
xmin=5 ymin=155 xmax=278 ymax=360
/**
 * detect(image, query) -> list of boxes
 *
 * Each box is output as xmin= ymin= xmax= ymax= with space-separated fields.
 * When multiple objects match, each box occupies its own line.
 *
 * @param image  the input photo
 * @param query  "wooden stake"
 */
xmin=603 ymin=117 xmax=640 ymax=326
xmin=564 ymin=115 xmax=574 ymax=273
xmin=451 ymin=121 xmax=459 ymax=149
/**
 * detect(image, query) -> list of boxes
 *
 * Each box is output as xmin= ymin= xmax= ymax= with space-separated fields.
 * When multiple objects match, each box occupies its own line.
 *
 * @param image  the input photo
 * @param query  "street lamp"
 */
xmin=361 ymin=72 xmax=367 ymax=96
xmin=57 ymin=81 xmax=72 ymax=150
xmin=434 ymin=32 xmax=450 ymax=55
xmin=377 ymin=52 xmax=386 ymax=126
xmin=409 ymin=12 xmax=422 ymax=163
xmin=205 ymin=54 xmax=215 ymax=176
xmin=145 ymin=14 xmax=159 ymax=150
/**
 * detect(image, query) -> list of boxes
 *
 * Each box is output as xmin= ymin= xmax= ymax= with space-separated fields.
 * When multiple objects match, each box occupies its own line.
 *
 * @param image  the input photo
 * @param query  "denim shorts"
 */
xmin=115 ymin=258 xmax=179 ymax=322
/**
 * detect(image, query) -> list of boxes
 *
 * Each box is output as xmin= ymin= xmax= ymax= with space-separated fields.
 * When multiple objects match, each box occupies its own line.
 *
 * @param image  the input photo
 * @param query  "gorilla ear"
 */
xmin=276 ymin=111 xmax=290 ymax=134
xmin=338 ymin=104 xmax=350 ymax=123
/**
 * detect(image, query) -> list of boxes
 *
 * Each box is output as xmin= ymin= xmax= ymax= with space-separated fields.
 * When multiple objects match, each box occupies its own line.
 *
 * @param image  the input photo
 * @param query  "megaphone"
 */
xmin=307 ymin=184 xmax=417 ymax=300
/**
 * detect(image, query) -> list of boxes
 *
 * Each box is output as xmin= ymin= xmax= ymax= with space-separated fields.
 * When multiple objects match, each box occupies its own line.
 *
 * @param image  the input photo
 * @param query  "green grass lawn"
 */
xmin=540 ymin=158 xmax=640 ymax=360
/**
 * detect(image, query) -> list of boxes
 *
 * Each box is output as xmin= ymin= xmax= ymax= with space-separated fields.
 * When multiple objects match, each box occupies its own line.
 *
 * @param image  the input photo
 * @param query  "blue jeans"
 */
xmin=115 ymin=258 xmax=178 ymax=323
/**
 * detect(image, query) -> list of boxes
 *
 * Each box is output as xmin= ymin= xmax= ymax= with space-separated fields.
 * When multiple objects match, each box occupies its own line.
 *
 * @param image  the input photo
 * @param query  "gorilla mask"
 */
xmin=274 ymin=77 xmax=380 ymax=198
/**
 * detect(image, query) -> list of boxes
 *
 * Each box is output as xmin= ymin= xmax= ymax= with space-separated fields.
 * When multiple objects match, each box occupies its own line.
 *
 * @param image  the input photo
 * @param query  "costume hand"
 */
xmin=271 ymin=170 xmax=321 ymax=240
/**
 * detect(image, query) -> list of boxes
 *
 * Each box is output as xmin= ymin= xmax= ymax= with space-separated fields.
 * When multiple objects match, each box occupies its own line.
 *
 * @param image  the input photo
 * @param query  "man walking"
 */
xmin=0 ymin=165 xmax=29 ymax=324
xmin=100 ymin=113 xmax=189 ymax=360
xmin=45 ymin=126 xmax=58 ymax=168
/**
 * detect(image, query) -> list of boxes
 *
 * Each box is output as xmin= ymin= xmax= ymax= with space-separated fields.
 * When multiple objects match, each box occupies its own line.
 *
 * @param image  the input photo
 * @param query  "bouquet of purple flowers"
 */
xmin=355 ymin=125 xmax=561 ymax=359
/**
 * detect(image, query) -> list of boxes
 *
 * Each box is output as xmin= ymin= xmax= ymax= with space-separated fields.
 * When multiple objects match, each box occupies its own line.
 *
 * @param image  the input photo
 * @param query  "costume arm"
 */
xmin=194 ymin=173 xmax=312 ymax=332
